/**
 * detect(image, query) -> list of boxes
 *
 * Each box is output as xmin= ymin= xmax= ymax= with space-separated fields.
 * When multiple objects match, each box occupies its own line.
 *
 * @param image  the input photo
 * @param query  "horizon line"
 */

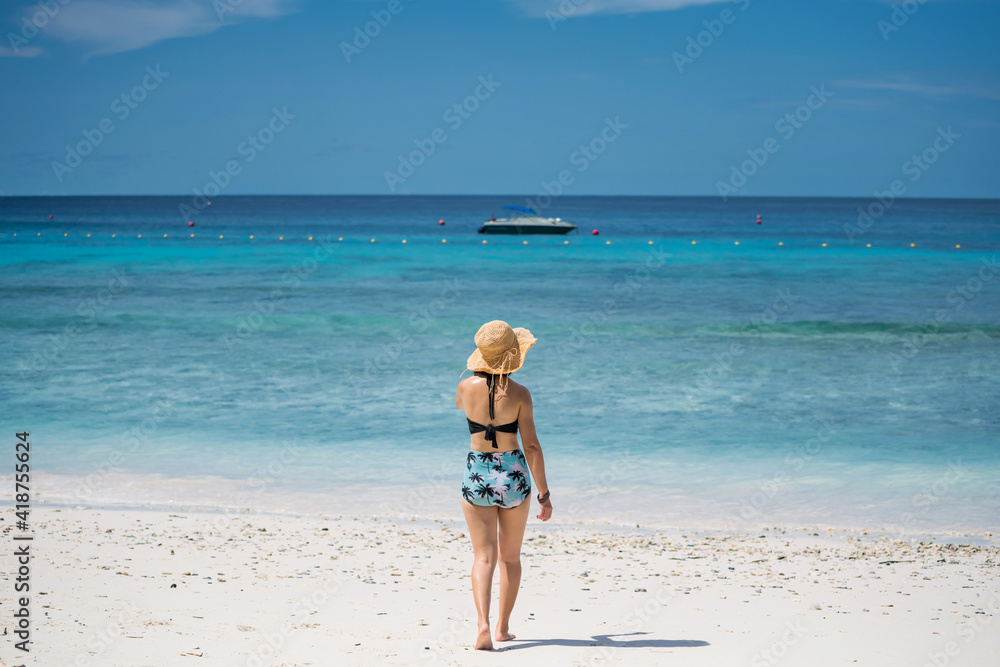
xmin=3 ymin=194 xmax=999 ymax=202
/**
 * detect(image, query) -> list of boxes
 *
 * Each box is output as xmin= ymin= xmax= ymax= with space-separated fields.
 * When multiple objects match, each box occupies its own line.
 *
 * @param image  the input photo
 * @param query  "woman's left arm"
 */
xmin=517 ymin=388 xmax=552 ymax=522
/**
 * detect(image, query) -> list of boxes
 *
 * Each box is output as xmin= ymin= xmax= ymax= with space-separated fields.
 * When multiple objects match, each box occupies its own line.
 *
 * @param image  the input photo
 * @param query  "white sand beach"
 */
xmin=4 ymin=503 xmax=998 ymax=667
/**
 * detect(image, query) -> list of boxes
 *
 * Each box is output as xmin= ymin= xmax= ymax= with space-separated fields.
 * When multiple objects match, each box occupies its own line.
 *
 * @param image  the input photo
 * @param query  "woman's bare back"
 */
xmin=456 ymin=373 xmax=524 ymax=452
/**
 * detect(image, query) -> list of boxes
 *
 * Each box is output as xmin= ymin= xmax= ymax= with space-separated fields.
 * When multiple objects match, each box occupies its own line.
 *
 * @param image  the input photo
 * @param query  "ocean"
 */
xmin=2 ymin=195 xmax=998 ymax=535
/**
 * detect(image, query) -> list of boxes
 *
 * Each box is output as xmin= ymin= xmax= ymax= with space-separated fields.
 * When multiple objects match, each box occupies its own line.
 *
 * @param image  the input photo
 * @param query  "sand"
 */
xmin=2 ymin=505 xmax=998 ymax=667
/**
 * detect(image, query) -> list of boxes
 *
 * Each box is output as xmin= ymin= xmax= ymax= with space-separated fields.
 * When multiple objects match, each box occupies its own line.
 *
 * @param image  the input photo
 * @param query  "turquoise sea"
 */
xmin=2 ymin=196 xmax=998 ymax=534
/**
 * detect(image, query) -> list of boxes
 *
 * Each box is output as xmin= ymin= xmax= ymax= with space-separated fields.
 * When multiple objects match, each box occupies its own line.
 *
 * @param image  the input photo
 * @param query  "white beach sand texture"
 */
xmin=1 ymin=507 xmax=998 ymax=667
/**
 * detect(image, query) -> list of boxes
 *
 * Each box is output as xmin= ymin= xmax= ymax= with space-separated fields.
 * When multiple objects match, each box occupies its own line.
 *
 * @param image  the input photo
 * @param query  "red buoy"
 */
xmin=756 ymin=215 xmax=762 ymax=225
xmin=48 ymin=214 xmax=53 ymax=219
xmin=591 ymin=229 xmax=599 ymax=236
xmin=188 ymin=221 xmax=195 ymax=227
xmin=438 ymin=219 xmax=445 ymax=225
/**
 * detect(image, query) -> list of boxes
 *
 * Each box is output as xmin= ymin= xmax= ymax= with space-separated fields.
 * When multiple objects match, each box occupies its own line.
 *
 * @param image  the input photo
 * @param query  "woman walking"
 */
xmin=455 ymin=320 xmax=552 ymax=650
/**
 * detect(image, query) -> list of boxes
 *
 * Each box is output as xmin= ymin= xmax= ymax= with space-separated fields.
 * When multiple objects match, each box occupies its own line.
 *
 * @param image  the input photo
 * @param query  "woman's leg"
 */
xmin=494 ymin=497 xmax=530 ymax=641
xmin=462 ymin=500 xmax=499 ymax=650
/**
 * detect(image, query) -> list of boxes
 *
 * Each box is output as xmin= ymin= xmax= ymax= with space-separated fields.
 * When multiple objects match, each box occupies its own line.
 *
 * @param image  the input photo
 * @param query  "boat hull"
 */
xmin=478 ymin=223 xmax=576 ymax=235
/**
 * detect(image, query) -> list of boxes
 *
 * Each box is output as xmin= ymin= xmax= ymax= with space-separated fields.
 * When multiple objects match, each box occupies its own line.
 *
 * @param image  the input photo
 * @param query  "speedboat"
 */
xmin=478 ymin=206 xmax=577 ymax=235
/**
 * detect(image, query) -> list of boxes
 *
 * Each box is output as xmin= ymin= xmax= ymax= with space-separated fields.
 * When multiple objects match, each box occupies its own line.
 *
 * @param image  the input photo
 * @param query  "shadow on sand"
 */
xmin=496 ymin=631 xmax=709 ymax=651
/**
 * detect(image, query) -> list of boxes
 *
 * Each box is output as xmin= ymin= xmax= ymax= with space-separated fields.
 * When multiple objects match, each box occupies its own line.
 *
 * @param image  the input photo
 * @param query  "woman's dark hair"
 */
xmin=474 ymin=371 xmax=509 ymax=380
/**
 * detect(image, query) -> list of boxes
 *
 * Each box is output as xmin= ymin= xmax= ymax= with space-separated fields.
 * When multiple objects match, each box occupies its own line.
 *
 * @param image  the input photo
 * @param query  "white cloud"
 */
xmin=508 ymin=0 xmax=729 ymax=18
xmin=839 ymin=77 xmax=1000 ymax=102
xmin=0 ymin=45 xmax=43 ymax=57
xmin=38 ymin=0 xmax=297 ymax=56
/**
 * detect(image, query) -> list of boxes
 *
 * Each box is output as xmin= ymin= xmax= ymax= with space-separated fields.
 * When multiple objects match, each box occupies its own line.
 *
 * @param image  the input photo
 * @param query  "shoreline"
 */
xmin=19 ymin=470 xmax=1000 ymax=547
xmin=18 ymin=497 xmax=1000 ymax=550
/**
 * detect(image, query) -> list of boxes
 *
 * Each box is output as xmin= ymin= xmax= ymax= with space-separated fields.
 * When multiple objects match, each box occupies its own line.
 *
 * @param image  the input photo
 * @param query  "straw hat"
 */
xmin=466 ymin=320 xmax=537 ymax=375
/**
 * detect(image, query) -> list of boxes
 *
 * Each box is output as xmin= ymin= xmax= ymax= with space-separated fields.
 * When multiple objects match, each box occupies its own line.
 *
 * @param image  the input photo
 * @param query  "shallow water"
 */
xmin=2 ymin=195 xmax=998 ymax=532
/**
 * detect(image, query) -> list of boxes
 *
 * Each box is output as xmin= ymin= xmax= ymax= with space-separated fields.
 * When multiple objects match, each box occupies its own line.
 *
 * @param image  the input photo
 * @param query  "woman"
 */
xmin=455 ymin=320 xmax=552 ymax=651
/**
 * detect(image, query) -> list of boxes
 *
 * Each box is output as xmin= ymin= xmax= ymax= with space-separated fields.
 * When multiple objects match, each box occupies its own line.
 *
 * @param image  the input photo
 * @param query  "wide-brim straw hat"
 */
xmin=466 ymin=320 xmax=537 ymax=375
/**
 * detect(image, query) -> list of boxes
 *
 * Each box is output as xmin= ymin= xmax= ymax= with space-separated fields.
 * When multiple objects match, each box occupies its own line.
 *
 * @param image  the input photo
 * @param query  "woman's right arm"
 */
xmin=518 ymin=388 xmax=552 ymax=521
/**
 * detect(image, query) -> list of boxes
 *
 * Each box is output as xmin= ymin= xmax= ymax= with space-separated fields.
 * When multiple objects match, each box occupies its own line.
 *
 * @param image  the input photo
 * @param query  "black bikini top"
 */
xmin=467 ymin=372 xmax=518 ymax=449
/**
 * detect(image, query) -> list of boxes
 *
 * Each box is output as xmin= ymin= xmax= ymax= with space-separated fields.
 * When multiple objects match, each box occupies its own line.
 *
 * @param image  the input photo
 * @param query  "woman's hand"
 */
xmin=536 ymin=497 xmax=552 ymax=522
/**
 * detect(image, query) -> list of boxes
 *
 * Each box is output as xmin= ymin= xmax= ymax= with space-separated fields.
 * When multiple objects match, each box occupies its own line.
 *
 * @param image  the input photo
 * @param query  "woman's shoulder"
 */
xmin=459 ymin=372 xmax=485 ymax=386
xmin=457 ymin=374 xmax=486 ymax=394
xmin=506 ymin=377 xmax=531 ymax=399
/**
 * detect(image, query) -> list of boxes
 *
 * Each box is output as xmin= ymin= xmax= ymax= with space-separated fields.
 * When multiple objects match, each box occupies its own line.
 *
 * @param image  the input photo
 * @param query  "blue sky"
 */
xmin=1 ymin=0 xmax=997 ymax=197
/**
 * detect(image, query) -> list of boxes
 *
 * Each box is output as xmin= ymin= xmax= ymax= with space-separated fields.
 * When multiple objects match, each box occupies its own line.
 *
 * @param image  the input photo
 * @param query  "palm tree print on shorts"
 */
xmin=462 ymin=449 xmax=531 ymax=509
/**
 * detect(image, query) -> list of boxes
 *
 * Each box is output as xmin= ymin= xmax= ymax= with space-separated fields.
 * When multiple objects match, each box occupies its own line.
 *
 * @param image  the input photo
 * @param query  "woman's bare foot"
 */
xmin=475 ymin=624 xmax=493 ymax=650
xmin=495 ymin=624 xmax=516 ymax=642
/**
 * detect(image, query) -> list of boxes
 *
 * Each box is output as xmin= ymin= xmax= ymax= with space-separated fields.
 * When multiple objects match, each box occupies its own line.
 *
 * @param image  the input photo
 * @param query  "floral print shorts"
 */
xmin=462 ymin=450 xmax=532 ymax=509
